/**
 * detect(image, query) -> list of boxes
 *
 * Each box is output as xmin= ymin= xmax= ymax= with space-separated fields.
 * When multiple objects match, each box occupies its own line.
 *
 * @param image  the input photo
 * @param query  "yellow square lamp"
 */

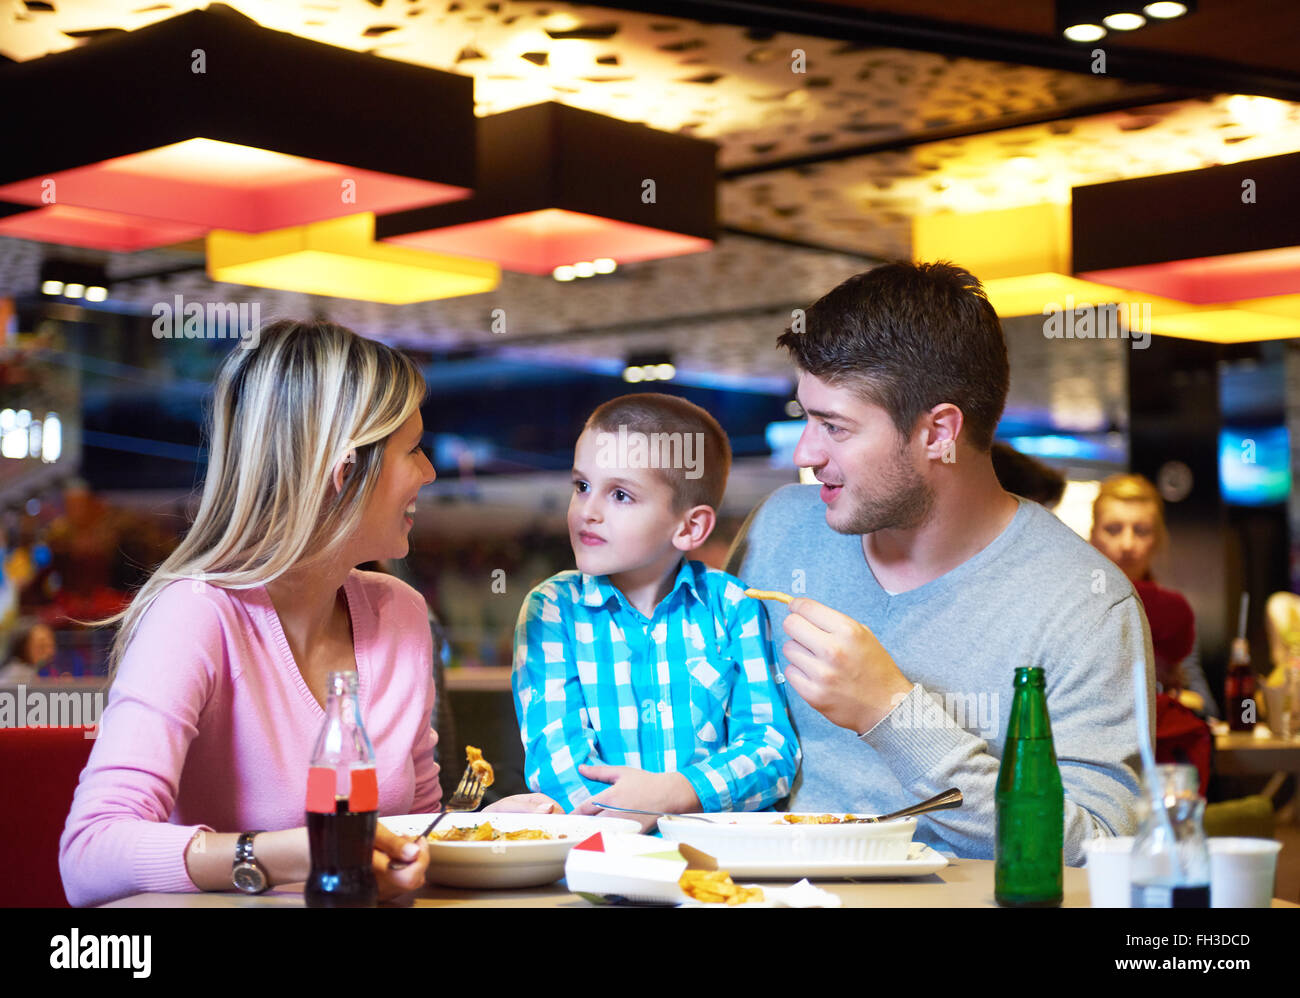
xmin=913 ymin=192 xmax=1300 ymax=343
xmin=912 ymin=202 xmax=1073 ymax=282
xmin=1145 ymin=309 xmax=1300 ymax=344
xmin=979 ymin=273 xmax=1196 ymax=324
xmin=207 ymin=214 xmax=500 ymax=304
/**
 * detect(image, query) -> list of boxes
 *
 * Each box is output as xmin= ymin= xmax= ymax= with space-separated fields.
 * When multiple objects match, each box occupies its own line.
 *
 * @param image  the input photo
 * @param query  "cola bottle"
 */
xmin=305 ymin=670 xmax=379 ymax=908
xmin=1225 ymin=638 xmax=1257 ymax=733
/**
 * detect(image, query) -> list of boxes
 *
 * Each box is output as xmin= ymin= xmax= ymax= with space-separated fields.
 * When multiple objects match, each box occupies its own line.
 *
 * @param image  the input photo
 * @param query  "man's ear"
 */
xmin=925 ymin=403 xmax=964 ymax=464
xmin=673 ymin=504 xmax=717 ymax=553
xmin=331 ymin=447 xmax=357 ymax=496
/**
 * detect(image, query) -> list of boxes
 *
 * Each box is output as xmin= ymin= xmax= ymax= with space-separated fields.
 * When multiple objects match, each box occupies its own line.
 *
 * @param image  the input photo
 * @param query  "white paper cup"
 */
xmin=1208 ymin=837 xmax=1282 ymax=908
xmin=1084 ymin=836 xmax=1134 ymax=908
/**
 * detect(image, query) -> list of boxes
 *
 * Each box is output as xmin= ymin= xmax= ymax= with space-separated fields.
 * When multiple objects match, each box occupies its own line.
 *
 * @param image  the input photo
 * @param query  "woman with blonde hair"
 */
xmin=1089 ymin=473 xmax=1218 ymax=717
xmin=60 ymin=320 xmax=555 ymax=907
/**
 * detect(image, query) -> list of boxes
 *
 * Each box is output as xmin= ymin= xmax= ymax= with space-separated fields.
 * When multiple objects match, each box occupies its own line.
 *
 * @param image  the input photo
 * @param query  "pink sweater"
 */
xmin=59 ymin=569 xmax=441 ymax=907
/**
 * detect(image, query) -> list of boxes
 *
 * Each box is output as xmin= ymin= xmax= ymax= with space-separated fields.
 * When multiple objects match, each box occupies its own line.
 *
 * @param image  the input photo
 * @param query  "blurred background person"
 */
xmin=1090 ymin=473 xmax=1219 ymax=719
xmin=1264 ymin=590 xmax=1300 ymax=735
xmin=991 ymin=441 xmax=1066 ymax=510
xmin=0 ymin=617 xmax=56 ymax=684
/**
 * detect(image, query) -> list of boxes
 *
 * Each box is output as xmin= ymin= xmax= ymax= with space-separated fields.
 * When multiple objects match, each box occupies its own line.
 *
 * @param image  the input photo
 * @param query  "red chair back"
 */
xmin=1154 ymin=693 xmax=1212 ymax=797
xmin=0 ymin=726 xmax=96 ymax=907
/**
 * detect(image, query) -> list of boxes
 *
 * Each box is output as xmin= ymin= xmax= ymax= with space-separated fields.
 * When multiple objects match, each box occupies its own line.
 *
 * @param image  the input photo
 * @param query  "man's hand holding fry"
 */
xmin=780 ymin=596 xmax=914 ymax=735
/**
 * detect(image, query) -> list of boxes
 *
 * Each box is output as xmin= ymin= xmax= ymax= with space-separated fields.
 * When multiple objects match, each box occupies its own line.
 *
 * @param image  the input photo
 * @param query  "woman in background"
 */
xmin=60 ymin=320 xmax=555 ymax=907
xmin=1089 ymin=473 xmax=1219 ymax=718
xmin=0 ymin=617 xmax=56 ymax=684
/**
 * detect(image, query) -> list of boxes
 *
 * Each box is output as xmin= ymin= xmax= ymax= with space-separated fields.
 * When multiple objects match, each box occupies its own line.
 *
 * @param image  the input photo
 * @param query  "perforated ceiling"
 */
xmin=0 ymin=1 xmax=1295 ymax=400
xmin=1 ymin=0 xmax=1161 ymax=169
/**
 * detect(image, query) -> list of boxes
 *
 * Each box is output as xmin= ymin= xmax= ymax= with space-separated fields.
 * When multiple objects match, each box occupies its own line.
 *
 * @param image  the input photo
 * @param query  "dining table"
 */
xmin=1215 ymin=727 xmax=1300 ymax=826
xmin=99 ymin=858 xmax=1298 ymax=908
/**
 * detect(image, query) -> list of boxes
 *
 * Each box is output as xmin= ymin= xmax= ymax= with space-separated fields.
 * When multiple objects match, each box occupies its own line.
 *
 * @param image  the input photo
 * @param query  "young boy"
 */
xmin=511 ymin=393 xmax=799 ymax=826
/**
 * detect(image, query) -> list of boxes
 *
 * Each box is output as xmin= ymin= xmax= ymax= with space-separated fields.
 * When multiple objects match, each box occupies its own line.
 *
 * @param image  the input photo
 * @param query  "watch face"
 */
xmin=233 ymin=864 xmax=266 ymax=893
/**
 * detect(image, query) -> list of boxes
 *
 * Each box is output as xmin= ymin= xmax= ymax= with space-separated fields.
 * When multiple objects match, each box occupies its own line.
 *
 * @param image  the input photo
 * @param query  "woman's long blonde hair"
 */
xmin=99 ymin=319 xmax=426 ymax=679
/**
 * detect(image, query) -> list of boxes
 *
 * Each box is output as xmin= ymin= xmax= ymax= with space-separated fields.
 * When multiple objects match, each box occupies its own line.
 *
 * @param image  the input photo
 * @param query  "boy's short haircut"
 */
xmin=584 ymin=393 xmax=732 ymax=511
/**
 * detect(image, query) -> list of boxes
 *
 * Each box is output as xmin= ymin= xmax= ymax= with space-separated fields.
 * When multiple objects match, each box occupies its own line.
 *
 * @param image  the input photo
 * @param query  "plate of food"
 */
xmin=380 ymin=811 xmax=640 ymax=889
xmin=657 ymin=812 xmax=931 ymax=878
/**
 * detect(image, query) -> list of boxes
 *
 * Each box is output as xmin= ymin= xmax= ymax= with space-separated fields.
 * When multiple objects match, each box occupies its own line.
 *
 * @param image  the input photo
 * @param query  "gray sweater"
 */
xmin=726 ymin=485 xmax=1155 ymax=865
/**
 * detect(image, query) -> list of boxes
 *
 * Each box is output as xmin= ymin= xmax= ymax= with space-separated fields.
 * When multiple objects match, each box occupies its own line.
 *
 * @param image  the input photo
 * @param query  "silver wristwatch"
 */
xmin=232 ymin=830 xmax=269 ymax=894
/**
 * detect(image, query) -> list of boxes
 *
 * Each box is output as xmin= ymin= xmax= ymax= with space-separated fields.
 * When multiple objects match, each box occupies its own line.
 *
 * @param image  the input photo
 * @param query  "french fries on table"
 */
xmin=678 ymin=869 xmax=765 ymax=905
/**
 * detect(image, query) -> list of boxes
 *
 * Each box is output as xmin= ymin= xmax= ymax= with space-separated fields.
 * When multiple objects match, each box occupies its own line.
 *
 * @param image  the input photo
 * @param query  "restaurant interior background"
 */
xmin=1 ymin=0 xmax=1299 ymax=902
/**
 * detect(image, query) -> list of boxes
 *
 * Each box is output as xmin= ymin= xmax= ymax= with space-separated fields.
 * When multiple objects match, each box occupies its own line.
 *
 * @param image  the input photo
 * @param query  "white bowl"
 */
xmin=658 ymin=812 xmax=917 ymax=864
xmin=380 ymin=812 xmax=640 ymax=889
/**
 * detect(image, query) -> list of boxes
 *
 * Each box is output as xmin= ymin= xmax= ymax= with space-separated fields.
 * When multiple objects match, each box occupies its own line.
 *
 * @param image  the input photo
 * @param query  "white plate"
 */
xmin=381 ymin=812 xmax=640 ymax=889
xmin=658 ymin=812 xmax=917 ymax=864
xmin=712 ymin=842 xmax=950 ymax=880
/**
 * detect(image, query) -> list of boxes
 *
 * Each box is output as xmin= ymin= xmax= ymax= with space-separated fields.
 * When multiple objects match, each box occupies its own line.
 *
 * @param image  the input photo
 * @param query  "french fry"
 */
xmin=744 ymin=588 xmax=793 ymax=606
xmin=679 ymin=869 xmax=765 ymax=905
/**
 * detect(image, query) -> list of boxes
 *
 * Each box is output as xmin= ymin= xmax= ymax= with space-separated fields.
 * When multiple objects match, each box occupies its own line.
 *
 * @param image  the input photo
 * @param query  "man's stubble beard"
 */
xmin=827 ymin=441 xmax=936 ymax=536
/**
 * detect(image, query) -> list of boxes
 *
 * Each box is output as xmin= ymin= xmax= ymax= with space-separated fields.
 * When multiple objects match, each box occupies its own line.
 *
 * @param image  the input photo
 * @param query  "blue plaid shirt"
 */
xmin=511 ymin=559 xmax=799 ymax=813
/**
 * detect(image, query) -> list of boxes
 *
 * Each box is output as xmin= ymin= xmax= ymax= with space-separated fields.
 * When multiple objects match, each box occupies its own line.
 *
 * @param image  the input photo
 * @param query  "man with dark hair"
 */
xmin=727 ymin=261 xmax=1154 ymax=864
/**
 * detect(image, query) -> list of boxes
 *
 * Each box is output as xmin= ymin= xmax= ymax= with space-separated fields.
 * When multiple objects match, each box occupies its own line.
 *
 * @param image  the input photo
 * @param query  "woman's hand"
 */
xmin=483 ymin=793 xmax=563 ymax=814
xmin=372 ymin=822 xmax=428 ymax=902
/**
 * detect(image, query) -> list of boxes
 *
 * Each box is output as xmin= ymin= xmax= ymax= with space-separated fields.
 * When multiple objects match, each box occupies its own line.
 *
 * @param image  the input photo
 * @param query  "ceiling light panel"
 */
xmin=0 ymin=6 xmax=476 ymax=235
xmin=0 ymin=0 xmax=1162 ymax=172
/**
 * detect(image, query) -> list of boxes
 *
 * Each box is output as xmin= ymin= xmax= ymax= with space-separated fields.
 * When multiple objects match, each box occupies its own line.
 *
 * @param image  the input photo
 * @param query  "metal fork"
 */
xmin=587 ymin=803 xmax=717 ymax=822
xmin=388 ymin=765 xmax=486 ymax=870
xmin=845 ymin=787 xmax=963 ymax=823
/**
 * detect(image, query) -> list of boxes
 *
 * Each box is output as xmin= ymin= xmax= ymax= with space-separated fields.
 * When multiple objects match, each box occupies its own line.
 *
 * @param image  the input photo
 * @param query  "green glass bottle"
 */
xmin=995 ymin=666 xmax=1064 ymax=907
